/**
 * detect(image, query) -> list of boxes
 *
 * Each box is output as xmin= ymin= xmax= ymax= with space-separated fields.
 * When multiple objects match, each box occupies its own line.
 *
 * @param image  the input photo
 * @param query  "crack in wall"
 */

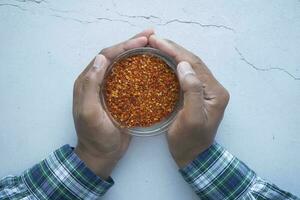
xmin=159 ymin=19 xmax=235 ymax=32
xmin=16 ymin=0 xmax=45 ymax=3
xmin=0 ymin=3 xmax=27 ymax=10
xmin=116 ymin=11 xmax=160 ymax=20
xmin=51 ymin=14 xmax=94 ymax=24
xmin=235 ymin=47 xmax=300 ymax=81
xmin=50 ymin=14 xmax=137 ymax=27
xmin=0 ymin=3 xmax=138 ymax=27
xmin=114 ymin=11 xmax=235 ymax=32
xmin=1 ymin=3 xmax=234 ymax=32
xmin=2 ymin=0 xmax=46 ymax=4
xmin=1 ymin=2 xmax=299 ymax=82
xmin=96 ymin=17 xmax=137 ymax=27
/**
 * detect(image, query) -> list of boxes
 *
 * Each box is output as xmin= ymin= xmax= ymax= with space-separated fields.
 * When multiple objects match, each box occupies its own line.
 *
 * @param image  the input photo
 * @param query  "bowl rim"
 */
xmin=100 ymin=47 xmax=183 ymax=137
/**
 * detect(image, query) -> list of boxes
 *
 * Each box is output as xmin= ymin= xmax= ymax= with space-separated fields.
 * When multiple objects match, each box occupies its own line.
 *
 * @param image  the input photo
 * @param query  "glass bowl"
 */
xmin=100 ymin=47 xmax=183 ymax=136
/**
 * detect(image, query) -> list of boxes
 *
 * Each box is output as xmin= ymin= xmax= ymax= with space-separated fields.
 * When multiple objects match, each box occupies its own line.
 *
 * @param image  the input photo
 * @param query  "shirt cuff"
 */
xmin=22 ymin=145 xmax=113 ymax=199
xmin=179 ymin=143 xmax=256 ymax=199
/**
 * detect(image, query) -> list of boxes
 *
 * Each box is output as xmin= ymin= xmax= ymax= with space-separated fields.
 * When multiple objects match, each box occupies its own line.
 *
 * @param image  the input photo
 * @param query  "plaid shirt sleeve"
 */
xmin=180 ymin=143 xmax=299 ymax=200
xmin=0 ymin=145 xmax=113 ymax=200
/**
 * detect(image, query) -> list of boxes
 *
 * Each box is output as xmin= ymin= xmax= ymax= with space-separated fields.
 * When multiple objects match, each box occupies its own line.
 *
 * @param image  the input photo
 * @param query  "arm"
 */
xmin=0 ymin=145 xmax=113 ymax=199
xmin=0 ymin=29 xmax=154 ymax=199
xmin=149 ymin=35 xmax=299 ymax=200
xmin=180 ymin=143 xmax=298 ymax=199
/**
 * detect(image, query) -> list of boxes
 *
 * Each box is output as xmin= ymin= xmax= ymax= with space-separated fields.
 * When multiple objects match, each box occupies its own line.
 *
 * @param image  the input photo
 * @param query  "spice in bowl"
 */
xmin=103 ymin=49 xmax=180 ymax=129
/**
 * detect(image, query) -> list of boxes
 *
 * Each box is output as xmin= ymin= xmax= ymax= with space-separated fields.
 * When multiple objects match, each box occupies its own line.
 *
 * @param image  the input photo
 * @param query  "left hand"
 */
xmin=149 ymin=35 xmax=230 ymax=168
xmin=73 ymin=30 xmax=154 ymax=179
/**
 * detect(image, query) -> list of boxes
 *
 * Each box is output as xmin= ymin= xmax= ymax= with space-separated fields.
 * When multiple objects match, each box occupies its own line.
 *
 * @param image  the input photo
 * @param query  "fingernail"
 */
xmin=93 ymin=54 xmax=106 ymax=68
xmin=177 ymin=61 xmax=196 ymax=80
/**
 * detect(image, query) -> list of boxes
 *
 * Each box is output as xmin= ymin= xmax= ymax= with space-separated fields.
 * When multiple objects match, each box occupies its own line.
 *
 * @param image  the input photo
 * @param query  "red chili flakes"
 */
xmin=104 ymin=54 xmax=180 ymax=128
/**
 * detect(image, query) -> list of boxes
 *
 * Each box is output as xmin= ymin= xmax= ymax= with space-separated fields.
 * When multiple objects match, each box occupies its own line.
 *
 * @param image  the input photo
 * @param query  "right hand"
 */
xmin=73 ymin=30 xmax=154 ymax=179
xmin=149 ymin=35 xmax=230 ymax=168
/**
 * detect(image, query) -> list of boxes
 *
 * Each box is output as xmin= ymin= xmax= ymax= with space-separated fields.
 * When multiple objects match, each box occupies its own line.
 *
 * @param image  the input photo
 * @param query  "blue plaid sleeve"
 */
xmin=180 ymin=143 xmax=299 ymax=200
xmin=0 ymin=145 xmax=113 ymax=199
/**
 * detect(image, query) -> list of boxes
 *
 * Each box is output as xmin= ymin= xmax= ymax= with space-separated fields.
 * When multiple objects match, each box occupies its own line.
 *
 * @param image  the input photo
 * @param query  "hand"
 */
xmin=73 ymin=30 xmax=154 ymax=179
xmin=149 ymin=35 xmax=230 ymax=168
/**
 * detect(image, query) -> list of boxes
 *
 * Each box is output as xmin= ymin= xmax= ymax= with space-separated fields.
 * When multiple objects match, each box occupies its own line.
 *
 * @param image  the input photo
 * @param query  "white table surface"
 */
xmin=0 ymin=0 xmax=299 ymax=199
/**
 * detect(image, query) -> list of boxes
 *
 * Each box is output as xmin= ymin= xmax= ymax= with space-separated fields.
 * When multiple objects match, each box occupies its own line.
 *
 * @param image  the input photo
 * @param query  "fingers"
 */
xmin=100 ymin=28 xmax=155 ymax=61
xmin=79 ymin=29 xmax=154 ymax=80
xmin=149 ymin=35 xmax=212 ymax=77
xmin=149 ymin=35 xmax=178 ymax=58
xmin=131 ymin=28 xmax=155 ymax=39
xmin=100 ymin=36 xmax=148 ymax=61
xmin=149 ymin=35 xmax=229 ymax=103
xmin=177 ymin=61 xmax=205 ymax=124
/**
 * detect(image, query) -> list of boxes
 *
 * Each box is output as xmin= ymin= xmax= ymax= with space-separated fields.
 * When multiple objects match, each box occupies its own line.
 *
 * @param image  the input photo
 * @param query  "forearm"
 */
xmin=180 ymin=143 xmax=299 ymax=199
xmin=0 ymin=145 xmax=113 ymax=199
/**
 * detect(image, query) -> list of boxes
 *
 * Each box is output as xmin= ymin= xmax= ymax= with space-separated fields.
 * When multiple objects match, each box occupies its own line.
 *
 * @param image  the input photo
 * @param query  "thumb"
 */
xmin=91 ymin=54 xmax=108 ymax=84
xmin=85 ymin=54 xmax=108 ymax=91
xmin=82 ymin=54 xmax=108 ymax=105
xmin=177 ymin=61 xmax=205 ymax=122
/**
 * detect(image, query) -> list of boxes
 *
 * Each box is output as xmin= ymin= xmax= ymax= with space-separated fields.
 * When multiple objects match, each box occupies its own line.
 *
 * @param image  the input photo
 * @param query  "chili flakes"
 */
xmin=104 ymin=54 xmax=179 ymax=128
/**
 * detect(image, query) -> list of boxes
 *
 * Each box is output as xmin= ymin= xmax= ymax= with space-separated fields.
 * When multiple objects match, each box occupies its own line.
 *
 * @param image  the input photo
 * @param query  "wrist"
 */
xmin=172 ymin=143 xmax=213 ymax=169
xmin=75 ymin=144 xmax=117 ymax=180
xmin=173 ymin=151 xmax=200 ymax=169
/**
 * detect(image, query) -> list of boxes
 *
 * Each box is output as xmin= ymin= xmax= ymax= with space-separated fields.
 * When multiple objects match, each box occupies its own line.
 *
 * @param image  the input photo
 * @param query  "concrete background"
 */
xmin=0 ymin=0 xmax=299 ymax=199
